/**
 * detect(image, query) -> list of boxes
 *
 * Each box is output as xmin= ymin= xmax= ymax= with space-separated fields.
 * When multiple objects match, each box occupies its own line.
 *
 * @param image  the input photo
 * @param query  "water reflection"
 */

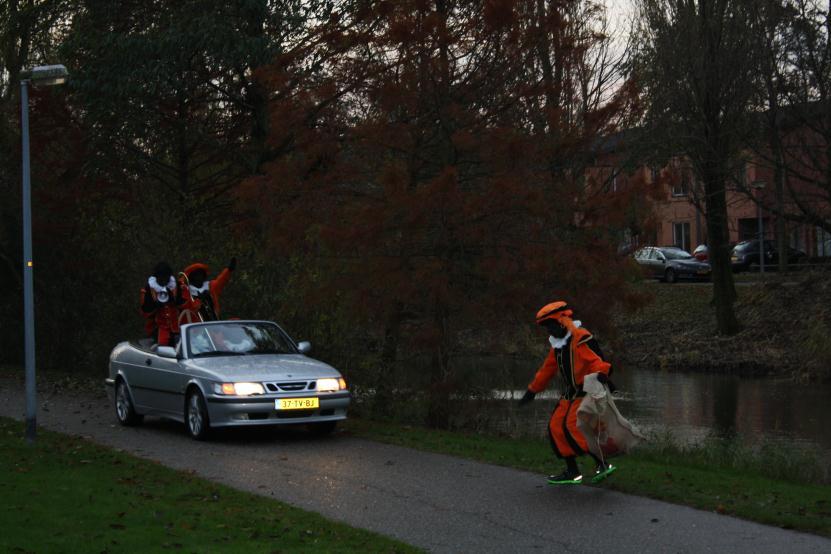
xmin=610 ymin=369 xmax=831 ymax=453
xmin=480 ymin=358 xmax=831 ymax=455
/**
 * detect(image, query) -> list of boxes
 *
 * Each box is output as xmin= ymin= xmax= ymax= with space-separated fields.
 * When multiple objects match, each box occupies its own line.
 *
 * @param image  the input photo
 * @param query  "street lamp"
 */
xmin=751 ymin=180 xmax=766 ymax=275
xmin=19 ymin=64 xmax=69 ymax=442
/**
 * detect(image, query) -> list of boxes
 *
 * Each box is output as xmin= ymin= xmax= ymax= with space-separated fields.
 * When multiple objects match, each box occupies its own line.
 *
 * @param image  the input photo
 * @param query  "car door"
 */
xmin=649 ymin=248 xmax=664 ymax=278
xmin=634 ymin=248 xmax=648 ymax=275
xmin=767 ymin=242 xmax=778 ymax=265
xmin=117 ymin=344 xmax=159 ymax=411
xmin=127 ymin=348 xmax=187 ymax=416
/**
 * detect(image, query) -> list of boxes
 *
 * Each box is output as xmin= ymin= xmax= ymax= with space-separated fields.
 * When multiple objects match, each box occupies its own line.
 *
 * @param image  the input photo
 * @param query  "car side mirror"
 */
xmin=157 ymin=346 xmax=177 ymax=358
xmin=297 ymin=341 xmax=311 ymax=354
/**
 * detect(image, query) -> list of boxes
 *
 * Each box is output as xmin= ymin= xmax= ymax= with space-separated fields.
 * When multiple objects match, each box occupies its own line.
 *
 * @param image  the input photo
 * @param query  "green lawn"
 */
xmin=0 ymin=417 xmax=419 ymax=554
xmin=344 ymin=419 xmax=831 ymax=537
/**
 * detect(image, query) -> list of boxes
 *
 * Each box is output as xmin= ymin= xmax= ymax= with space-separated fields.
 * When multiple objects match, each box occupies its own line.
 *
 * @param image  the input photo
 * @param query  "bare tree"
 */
xmin=755 ymin=0 xmax=831 ymax=253
xmin=634 ymin=0 xmax=761 ymax=335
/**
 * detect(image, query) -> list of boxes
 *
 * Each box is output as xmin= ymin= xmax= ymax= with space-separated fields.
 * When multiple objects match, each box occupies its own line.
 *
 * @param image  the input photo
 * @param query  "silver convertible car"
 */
xmin=105 ymin=320 xmax=350 ymax=440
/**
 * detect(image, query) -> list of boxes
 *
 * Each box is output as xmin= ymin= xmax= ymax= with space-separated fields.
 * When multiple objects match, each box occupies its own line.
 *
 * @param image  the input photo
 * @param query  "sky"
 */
xmin=607 ymin=0 xmax=637 ymax=44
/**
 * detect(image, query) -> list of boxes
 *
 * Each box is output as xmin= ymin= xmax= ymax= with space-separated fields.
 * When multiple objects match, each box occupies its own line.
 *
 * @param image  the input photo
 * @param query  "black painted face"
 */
xmin=542 ymin=319 xmax=568 ymax=338
xmin=189 ymin=269 xmax=207 ymax=288
xmin=153 ymin=262 xmax=173 ymax=285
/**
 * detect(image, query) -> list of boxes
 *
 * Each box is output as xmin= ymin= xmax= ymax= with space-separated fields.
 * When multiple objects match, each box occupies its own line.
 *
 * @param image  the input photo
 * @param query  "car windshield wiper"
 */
xmin=247 ymin=348 xmax=292 ymax=355
xmin=192 ymin=350 xmax=246 ymax=358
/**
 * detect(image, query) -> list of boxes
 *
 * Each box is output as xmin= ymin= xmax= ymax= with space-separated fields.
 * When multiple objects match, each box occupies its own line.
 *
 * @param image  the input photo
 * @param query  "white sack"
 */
xmin=577 ymin=373 xmax=647 ymax=459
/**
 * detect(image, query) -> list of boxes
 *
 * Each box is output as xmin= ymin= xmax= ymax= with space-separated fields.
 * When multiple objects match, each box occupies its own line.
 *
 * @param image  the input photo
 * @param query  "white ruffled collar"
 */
xmin=189 ymin=282 xmax=210 ymax=297
xmin=148 ymin=276 xmax=176 ymax=303
xmin=548 ymin=320 xmax=581 ymax=349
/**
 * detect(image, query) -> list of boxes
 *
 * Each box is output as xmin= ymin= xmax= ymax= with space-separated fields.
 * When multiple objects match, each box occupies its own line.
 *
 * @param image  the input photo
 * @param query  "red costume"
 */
xmin=140 ymin=273 xmax=181 ymax=346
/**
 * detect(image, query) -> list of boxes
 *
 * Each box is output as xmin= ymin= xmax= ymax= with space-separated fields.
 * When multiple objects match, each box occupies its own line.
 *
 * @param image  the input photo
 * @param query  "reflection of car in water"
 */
xmin=730 ymin=239 xmax=807 ymax=272
xmin=633 ymin=246 xmax=712 ymax=283
xmin=106 ymin=320 xmax=349 ymax=440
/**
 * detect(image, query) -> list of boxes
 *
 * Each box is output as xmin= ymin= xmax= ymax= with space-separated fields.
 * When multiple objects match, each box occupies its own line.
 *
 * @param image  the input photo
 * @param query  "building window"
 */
xmin=672 ymin=171 xmax=690 ymax=197
xmin=734 ymin=160 xmax=747 ymax=190
xmin=790 ymin=226 xmax=806 ymax=253
xmin=739 ymin=217 xmax=769 ymax=241
xmin=818 ymin=226 xmax=831 ymax=257
xmin=673 ymin=222 xmax=691 ymax=252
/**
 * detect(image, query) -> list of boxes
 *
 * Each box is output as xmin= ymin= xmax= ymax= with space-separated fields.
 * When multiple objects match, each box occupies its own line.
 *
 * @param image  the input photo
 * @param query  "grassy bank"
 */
xmin=0 ymin=417 xmax=418 ymax=553
xmin=344 ymin=418 xmax=831 ymax=537
xmin=613 ymin=272 xmax=831 ymax=381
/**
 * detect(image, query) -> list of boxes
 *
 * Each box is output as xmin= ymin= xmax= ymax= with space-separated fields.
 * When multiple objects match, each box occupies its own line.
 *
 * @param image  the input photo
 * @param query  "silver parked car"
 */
xmin=633 ymin=246 xmax=712 ymax=283
xmin=105 ymin=320 xmax=350 ymax=440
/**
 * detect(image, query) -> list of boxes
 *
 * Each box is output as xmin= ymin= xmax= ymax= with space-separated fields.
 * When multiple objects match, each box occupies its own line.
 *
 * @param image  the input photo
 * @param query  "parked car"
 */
xmin=106 ymin=320 xmax=350 ymax=440
xmin=633 ymin=246 xmax=712 ymax=283
xmin=693 ymin=244 xmax=709 ymax=262
xmin=730 ymin=240 xmax=808 ymax=272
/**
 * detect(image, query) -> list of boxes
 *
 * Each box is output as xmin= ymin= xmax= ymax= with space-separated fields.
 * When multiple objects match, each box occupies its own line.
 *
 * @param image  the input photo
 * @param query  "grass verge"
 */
xmin=0 ymin=417 xmax=419 ymax=554
xmin=344 ymin=418 xmax=831 ymax=537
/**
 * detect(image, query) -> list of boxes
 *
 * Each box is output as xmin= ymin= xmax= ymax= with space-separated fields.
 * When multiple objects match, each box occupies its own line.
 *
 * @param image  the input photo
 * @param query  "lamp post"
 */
xmin=19 ymin=64 xmax=69 ymax=442
xmin=751 ymin=180 xmax=766 ymax=275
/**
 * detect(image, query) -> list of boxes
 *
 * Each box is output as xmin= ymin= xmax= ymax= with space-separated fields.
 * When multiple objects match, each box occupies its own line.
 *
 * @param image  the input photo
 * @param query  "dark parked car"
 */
xmin=730 ymin=240 xmax=807 ymax=272
xmin=633 ymin=246 xmax=712 ymax=283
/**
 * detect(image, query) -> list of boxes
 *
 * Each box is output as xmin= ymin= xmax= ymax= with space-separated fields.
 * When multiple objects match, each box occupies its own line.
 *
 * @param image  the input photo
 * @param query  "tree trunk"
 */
xmin=373 ymin=302 xmax=404 ymax=417
xmin=426 ymin=331 xmax=451 ymax=429
xmin=242 ymin=0 xmax=270 ymax=171
xmin=775 ymin=152 xmax=788 ymax=272
xmin=703 ymin=170 xmax=740 ymax=335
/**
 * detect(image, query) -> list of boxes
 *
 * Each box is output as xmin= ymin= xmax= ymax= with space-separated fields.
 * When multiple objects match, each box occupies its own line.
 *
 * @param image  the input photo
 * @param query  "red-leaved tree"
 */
xmin=239 ymin=0 xmax=653 ymax=427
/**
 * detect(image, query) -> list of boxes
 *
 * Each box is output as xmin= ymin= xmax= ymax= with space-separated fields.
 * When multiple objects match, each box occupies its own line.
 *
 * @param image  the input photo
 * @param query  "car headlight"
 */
xmin=317 ymin=377 xmax=347 ymax=392
xmin=214 ymin=382 xmax=265 ymax=396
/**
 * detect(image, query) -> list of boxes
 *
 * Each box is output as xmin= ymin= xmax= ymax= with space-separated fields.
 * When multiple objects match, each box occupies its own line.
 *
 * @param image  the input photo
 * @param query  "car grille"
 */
xmin=264 ymin=381 xmax=316 ymax=392
xmin=276 ymin=409 xmax=316 ymax=418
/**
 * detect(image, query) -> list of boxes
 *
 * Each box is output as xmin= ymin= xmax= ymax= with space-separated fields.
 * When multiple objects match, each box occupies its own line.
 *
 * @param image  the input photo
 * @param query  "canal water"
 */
xmin=475 ymin=359 xmax=831 ymax=456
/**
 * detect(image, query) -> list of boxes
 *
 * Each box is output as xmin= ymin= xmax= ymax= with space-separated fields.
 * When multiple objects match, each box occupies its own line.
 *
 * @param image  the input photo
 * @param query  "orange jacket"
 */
xmin=528 ymin=327 xmax=611 ymax=395
xmin=182 ymin=263 xmax=232 ymax=319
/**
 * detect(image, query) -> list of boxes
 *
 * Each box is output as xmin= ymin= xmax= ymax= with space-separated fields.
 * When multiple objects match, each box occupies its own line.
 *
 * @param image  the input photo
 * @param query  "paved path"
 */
xmin=1 ymin=375 xmax=829 ymax=553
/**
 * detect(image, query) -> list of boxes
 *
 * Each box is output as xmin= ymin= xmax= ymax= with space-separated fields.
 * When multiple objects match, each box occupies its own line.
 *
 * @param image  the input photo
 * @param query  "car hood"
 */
xmin=184 ymin=354 xmax=341 ymax=382
xmin=670 ymin=260 xmax=710 ymax=270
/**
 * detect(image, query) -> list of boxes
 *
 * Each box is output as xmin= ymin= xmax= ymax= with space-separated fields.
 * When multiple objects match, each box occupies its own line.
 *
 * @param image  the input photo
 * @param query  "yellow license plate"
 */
xmin=276 ymin=398 xmax=319 ymax=410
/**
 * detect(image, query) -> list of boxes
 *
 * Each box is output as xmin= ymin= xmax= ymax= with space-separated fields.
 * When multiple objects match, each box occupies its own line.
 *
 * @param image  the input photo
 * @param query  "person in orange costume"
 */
xmin=180 ymin=258 xmax=235 ymax=321
xmin=518 ymin=300 xmax=616 ymax=485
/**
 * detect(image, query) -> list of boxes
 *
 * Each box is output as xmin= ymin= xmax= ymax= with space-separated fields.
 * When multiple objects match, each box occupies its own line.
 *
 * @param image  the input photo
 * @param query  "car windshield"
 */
xmin=188 ymin=322 xmax=297 ymax=358
xmin=659 ymin=248 xmax=694 ymax=260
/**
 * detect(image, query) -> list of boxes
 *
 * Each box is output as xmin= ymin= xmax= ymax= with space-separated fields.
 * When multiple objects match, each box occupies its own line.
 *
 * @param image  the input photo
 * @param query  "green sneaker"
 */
xmin=591 ymin=463 xmax=617 ymax=483
xmin=547 ymin=470 xmax=583 ymax=485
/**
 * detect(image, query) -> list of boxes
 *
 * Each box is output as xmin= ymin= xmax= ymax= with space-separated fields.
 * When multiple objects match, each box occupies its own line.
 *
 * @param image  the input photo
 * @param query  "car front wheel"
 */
xmin=115 ymin=379 xmax=143 ymax=426
xmin=664 ymin=268 xmax=677 ymax=284
xmin=186 ymin=389 xmax=211 ymax=440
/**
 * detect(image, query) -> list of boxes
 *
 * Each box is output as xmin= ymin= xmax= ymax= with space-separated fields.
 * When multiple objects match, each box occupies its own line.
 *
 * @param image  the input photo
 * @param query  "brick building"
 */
xmin=589 ymin=131 xmax=831 ymax=258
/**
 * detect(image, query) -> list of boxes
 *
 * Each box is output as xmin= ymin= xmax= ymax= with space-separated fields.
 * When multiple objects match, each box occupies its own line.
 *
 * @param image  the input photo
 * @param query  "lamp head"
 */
xmin=20 ymin=65 xmax=69 ymax=87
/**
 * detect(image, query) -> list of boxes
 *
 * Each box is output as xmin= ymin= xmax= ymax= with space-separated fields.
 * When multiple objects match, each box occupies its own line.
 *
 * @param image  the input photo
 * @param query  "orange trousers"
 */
xmin=548 ymin=397 xmax=589 ymax=458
